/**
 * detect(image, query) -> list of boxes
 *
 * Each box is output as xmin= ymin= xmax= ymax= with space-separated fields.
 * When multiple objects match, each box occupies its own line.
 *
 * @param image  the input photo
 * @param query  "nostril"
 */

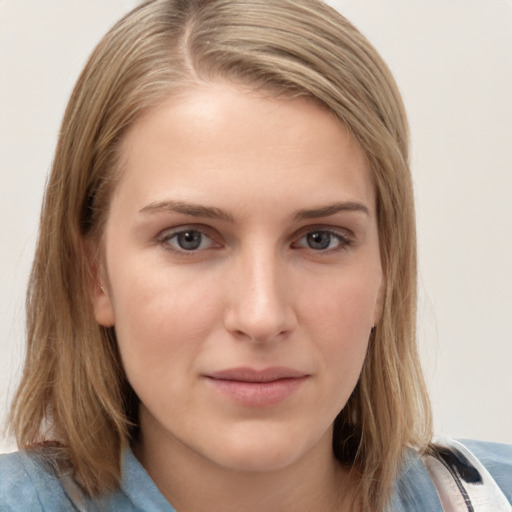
xmin=228 ymin=326 xmax=293 ymax=344
xmin=233 ymin=329 xmax=250 ymax=340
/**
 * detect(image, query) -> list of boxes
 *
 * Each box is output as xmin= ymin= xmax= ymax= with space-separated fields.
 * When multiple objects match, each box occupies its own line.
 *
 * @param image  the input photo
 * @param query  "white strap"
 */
xmin=423 ymin=439 xmax=512 ymax=512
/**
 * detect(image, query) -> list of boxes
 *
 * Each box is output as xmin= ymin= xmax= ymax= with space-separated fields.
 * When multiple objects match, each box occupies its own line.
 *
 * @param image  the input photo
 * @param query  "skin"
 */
xmin=92 ymin=82 xmax=384 ymax=512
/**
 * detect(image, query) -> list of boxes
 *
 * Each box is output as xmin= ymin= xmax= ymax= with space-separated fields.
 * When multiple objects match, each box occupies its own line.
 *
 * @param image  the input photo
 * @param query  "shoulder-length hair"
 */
xmin=9 ymin=1 xmax=432 ymax=510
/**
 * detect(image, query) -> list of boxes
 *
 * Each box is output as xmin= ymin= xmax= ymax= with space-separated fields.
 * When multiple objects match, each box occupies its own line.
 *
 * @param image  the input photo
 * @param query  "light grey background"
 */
xmin=1 ymin=0 xmax=511 ymax=453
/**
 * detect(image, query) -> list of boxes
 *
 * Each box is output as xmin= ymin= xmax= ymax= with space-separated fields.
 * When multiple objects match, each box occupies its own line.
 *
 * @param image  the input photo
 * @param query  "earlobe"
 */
xmin=92 ymin=281 xmax=115 ymax=327
xmin=85 ymin=242 xmax=115 ymax=327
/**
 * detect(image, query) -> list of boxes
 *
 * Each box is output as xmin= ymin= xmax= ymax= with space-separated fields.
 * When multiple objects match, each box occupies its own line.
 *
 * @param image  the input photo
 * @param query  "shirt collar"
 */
xmin=390 ymin=448 xmax=443 ymax=512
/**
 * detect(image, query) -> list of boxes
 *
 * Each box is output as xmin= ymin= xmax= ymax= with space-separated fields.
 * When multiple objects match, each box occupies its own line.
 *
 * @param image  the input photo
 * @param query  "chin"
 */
xmin=204 ymin=424 xmax=325 ymax=473
xmin=214 ymin=447 xmax=301 ymax=473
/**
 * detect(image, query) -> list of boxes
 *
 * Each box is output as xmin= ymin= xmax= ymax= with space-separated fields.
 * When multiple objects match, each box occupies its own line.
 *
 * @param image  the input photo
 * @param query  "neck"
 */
xmin=134 ymin=423 xmax=359 ymax=512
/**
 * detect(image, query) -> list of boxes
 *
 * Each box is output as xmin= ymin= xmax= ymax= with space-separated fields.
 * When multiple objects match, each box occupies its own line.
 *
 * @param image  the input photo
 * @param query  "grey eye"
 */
xmin=306 ymin=231 xmax=337 ymax=250
xmin=168 ymin=230 xmax=210 ymax=251
xmin=159 ymin=226 xmax=220 ymax=254
xmin=175 ymin=230 xmax=202 ymax=250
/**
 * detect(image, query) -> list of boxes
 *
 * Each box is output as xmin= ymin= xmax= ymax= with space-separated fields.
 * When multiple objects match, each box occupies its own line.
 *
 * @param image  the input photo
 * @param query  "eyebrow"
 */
xmin=293 ymin=201 xmax=370 ymax=221
xmin=139 ymin=200 xmax=234 ymax=222
xmin=139 ymin=200 xmax=369 ymax=222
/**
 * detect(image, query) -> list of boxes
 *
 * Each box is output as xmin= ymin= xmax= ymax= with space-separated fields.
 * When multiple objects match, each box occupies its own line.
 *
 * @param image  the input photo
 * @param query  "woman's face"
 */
xmin=93 ymin=83 xmax=383 ymax=473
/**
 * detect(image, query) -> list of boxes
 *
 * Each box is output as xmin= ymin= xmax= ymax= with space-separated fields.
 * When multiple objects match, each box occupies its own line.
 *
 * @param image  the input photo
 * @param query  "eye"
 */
xmin=294 ymin=229 xmax=351 ymax=252
xmin=160 ymin=228 xmax=218 ymax=252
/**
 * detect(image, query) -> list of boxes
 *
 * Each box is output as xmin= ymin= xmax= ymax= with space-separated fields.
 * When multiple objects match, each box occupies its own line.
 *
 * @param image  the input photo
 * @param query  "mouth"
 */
xmin=204 ymin=367 xmax=309 ymax=407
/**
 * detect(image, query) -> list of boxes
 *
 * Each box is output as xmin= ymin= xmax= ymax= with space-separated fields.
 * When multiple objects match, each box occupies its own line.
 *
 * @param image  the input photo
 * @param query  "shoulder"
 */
xmin=457 ymin=438 xmax=512 ymax=503
xmin=391 ymin=447 xmax=443 ymax=511
xmin=391 ymin=439 xmax=512 ymax=511
xmin=0 ymin=450 xmax=74 ymax=511
xmin=421 ymin=438 xmax=512 ymax=510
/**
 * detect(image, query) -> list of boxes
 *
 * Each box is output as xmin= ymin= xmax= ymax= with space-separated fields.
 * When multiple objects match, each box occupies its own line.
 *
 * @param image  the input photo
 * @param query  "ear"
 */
xmin=86 ymin=243 xmax=115 ymax=327
xmin=91 ymin=278 xmax=116 ymax=327
xmin=372 ymin=273 xmax=386 ymax=327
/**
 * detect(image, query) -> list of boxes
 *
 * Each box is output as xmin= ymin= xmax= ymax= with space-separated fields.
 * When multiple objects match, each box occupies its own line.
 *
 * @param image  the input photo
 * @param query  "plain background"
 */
xmin=1 ymin=0 xmax=511 ymax=453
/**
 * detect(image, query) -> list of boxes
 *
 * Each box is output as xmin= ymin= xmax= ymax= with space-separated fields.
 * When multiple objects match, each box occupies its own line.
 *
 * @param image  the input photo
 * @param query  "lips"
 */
xmin=204 ymin=367 xmax=308 ymax=407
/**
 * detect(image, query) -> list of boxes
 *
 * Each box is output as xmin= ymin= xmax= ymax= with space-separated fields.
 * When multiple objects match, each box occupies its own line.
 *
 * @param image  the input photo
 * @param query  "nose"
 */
xmin=223 ymin=247 xmax=297 ymax=344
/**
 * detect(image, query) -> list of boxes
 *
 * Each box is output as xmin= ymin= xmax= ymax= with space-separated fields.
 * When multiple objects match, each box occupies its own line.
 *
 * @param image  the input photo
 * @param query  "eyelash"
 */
xmin=292 ymin=228 xmax=354 ymax=253
xmin=157 ymin=226 xmax=220 ymax=254
xmin=157 ymin=225 xmax=354 ymax=255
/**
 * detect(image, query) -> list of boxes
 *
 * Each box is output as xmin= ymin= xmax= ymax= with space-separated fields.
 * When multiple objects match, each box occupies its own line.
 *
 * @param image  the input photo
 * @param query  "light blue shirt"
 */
xmin=1 ymin=440 xmax=511 ymax=511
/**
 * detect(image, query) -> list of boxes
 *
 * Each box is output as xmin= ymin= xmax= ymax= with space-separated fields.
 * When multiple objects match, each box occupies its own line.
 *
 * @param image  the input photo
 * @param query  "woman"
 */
xmin=1 ymin=1 xmax=511 ymax=511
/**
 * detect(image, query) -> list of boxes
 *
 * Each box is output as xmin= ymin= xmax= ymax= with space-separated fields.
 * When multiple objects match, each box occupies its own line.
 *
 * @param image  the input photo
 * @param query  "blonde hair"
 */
xmin=9 ymin=1 xmax=432 ymax=510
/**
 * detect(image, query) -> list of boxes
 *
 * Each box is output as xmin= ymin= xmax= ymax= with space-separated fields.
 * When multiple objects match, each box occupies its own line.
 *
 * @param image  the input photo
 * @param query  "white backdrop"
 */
xmin=1 ymin=0 xmax=511 ymax=453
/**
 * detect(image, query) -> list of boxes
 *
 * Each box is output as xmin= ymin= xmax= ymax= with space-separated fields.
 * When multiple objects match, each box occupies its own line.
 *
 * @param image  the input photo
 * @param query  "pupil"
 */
xmin=178 ymin=231 xmax=202 ymax=250
xmin=307 ymin=231 xmax=330 ymax=250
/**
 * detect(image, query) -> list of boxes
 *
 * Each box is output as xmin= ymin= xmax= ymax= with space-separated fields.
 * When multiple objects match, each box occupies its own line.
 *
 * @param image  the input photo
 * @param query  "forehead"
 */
xmin=113 ymin=82 xmax=374 ymax=216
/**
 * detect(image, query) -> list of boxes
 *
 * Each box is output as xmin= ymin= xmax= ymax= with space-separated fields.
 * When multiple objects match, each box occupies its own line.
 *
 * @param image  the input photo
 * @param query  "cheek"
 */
xmin=300 ymin=269 xmax=380 ymax=337
xmin=108 ymin=260 xmax=222 ymax=381
xmin=298 ymin=270 xmax=380 ymax=388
